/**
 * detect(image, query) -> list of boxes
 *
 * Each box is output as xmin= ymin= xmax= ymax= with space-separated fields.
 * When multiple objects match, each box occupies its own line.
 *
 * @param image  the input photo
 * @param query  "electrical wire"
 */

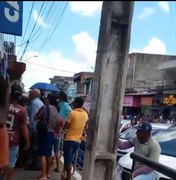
xmin=23 ymin=2 xmax=59 ymax=51
xmin=35 ymin=3 xmax=64 ymax=51
xmin=19 ymin=2 xmax=45 ymax=61
xmin=29 ymin=1 xmax=51 ymax=42
xmin=16 ymin=1 xmax=35 ymax=55
xmin=25 ymin=60 xmax=77 ymax=74
xmin=37 ymin=2 xmax=68 ymax=52
xmin=27 ymin=2 xmax=45 ymax=42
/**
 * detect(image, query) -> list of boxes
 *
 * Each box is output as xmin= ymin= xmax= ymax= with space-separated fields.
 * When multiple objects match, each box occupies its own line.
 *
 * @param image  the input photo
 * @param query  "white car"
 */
xmin=119 ymin=119 xmax=131 ymax=134
xmin=117 ymin=123 xmax=171 ymax=161
xmin=117 ymin=125 xmax=176 ymax=180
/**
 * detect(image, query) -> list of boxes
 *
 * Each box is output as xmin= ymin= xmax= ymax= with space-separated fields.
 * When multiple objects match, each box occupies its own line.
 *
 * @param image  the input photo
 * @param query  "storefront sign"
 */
xmin=123 ymin=96 xmax=141 ymax=107
xmin=123 ymin=96 xmax=133 ymax=107
xmin=0 ymin=1 xmax=23 ymax=36
xmin=163 ymin=95 xmax=176 ymax=106
xmin=141 ymin=97 xmax=153 ymax=106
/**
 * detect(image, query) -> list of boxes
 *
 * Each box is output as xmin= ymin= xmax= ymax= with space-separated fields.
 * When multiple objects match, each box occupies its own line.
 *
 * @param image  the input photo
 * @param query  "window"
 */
xmin=154 ymin=127 xmax=176 ymax=157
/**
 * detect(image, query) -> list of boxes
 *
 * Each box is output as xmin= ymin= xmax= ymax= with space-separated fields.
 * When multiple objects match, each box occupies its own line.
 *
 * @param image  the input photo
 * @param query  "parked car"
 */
xmin=117 ymin=123 xmax=171 ymax=161
xmin=117 ymin=125 xmax=176 ymax=180
xmin=119 ymin=119 xmax=131 ymax=134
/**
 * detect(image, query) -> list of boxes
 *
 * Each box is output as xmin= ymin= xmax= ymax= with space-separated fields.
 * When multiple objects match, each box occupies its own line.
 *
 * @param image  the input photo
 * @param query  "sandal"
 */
xmin=54 ymin=168 xmax=60 ymax=172
xmin=35 ymin=177 xmax=48 ymax=180
xmin=47 ymin=175 xmax=51 ymax=178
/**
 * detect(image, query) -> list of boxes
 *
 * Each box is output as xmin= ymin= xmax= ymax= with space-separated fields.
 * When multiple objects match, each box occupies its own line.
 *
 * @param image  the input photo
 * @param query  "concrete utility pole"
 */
xmin=0 ymin=33 xmax=4 ymax=64
xmin=82 ymin=2 xmax=134 ymax=180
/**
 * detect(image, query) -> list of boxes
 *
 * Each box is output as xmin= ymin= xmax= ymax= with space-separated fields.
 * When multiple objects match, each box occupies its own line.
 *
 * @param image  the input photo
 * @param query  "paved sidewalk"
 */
xmin=12 ymin=167 xmax=62 ymax=180
xmin=11 ymin=162 xmax=121 ymax=180
xmin=11 ymin=158 xmax=81 ymax=180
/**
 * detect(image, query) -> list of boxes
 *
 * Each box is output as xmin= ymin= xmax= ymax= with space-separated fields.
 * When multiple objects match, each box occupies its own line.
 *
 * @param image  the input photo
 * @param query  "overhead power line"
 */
xmin=37 ymin=2 xmax=68 ymax=52
xmin=19 ymin=2 xmax=45 ymax=61
xmin=27 ymin=2 xmax=45 ymax=40
xmin=30 ymin=2 xmax=56 ymax=42
xmin=17 ymin=1 xmax=35 ymax=55
xmin=25 ymin=60 xmax=77 ymax=74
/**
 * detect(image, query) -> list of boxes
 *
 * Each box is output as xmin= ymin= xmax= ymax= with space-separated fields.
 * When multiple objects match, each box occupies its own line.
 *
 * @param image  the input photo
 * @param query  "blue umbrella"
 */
xmin=30 ymin=82 xmax=59 ymax=92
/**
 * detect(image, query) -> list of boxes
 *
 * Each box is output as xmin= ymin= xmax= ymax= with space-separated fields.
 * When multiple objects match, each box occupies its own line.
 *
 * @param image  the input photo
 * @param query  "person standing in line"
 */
xmin=56 ymin=92 xmax=72 ymax=154
xmin=61 ymin=97 xmax=89 ymax=180
xmin=57 ymin=91 xmax=72 ymax=122
xmin=53 ymin=105 xmax=64 ymax=173
xmin=73 ymin=106 xmax=89 ymax=170
xmin=27 ymin=89 xmax=44 ymax=170
xmin=0 ymin=76 xmax=10 ymax=180
xmin=118 ymin=120 xmax=161 ymax=180
xmin=35 ymin=93 xmax=59 ymax=180
xmin=5 ymin=83 xmax=30 ymax=180
xmin=16 ymin=94 xmax=30 ymax=168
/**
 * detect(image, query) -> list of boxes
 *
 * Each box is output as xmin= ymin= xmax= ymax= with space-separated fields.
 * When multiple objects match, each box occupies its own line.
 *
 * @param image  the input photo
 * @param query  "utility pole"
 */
xmin=82 ymin=2 xmax=134 ymax=180
xmin=0 ymin=33 xmax=4 ymax=71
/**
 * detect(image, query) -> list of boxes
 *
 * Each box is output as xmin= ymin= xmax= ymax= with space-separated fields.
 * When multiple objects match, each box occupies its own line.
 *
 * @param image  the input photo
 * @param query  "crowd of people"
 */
xmin=122 ymin=112 xmax=175 ymax=125
xmin=0 ymin=80 xmax=89 ymax=180
xmin=0 ymin=79 xmax=168 ymax=180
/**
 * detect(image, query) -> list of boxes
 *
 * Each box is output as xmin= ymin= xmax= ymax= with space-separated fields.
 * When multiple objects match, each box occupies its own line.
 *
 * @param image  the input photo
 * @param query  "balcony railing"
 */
xmin=3 ymin=34 xmax=16 ymax=55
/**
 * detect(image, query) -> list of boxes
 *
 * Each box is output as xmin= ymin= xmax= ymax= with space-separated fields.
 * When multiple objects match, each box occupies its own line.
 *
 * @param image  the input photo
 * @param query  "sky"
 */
xmin=15 ymin=1 xmax=176 ymax=91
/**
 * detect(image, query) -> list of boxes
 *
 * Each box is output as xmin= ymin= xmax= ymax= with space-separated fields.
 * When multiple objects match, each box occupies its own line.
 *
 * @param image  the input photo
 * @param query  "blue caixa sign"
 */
xmin=0 ymin=1 xmax=23 ymax=36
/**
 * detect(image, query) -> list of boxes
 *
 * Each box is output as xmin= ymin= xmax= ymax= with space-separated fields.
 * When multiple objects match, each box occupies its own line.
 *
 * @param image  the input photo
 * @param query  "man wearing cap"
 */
xmin=118 ymin=120 xmax=161 ymax=180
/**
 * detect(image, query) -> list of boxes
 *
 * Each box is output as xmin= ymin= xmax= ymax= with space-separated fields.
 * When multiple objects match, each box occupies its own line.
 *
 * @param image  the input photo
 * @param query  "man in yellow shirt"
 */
xmin=61 ymin=97 xmax=89 ymax=180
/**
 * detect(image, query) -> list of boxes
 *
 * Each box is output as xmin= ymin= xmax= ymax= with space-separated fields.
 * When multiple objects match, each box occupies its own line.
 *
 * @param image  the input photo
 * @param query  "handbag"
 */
xmin=36 ymin=105 xmax=49 ymax=135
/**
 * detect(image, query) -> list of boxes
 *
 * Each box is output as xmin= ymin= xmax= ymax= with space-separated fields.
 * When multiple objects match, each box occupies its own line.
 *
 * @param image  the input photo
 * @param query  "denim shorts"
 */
xmin=38 ymin=132 xmax=54 ymax=156
xmin=9 ymin=146 xmax=19 ymax=168
xmin=63 ymin=141 xmax=80 ymax=166
xmin=53 ymin=137 xmax=61 ymax=154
